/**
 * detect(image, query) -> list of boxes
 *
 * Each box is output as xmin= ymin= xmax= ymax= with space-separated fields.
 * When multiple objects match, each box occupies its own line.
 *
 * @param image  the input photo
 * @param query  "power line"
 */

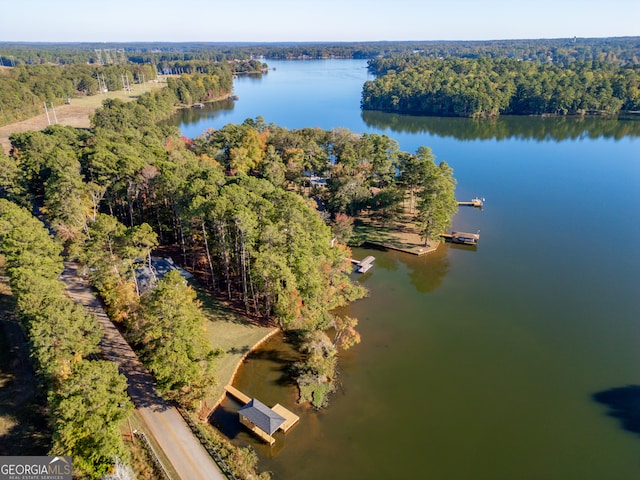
xmin=94 ymin=49 xmax=104 ymax=66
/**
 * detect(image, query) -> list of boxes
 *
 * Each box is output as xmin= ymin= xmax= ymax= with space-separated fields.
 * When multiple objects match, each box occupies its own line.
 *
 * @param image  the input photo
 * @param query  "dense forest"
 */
xmin=0 ymin=41 xmax=465 ymax=476
xmin=0 ymin=35 xmax=636 ymax=478
xmin=1 ymin=73 xmax=457 ymax=425
xmin=362 ymin=56 xmax=640 ymax=117
xmin=0 ymin=199 xmax=132 ymax=478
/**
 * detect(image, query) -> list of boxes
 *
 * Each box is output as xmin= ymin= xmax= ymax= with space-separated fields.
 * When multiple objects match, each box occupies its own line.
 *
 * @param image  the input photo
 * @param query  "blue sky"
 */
xmin=3 ymin=0 xmax=638 ymax=42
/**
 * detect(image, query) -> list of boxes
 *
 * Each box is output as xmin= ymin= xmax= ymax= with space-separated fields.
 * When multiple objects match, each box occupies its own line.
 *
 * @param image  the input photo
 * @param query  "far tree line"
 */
xmin=2 ymin=36 xmax=639 ymax=65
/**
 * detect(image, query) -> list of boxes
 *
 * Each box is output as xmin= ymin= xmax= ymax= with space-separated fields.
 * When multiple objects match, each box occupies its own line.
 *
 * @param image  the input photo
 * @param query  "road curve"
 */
xmin=60 ymin=262 xmax=224 ymax=480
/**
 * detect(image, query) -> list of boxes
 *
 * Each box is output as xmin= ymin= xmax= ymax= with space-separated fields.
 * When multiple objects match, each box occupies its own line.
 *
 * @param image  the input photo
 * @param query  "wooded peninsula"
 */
xmin=362 ymin=56 xmax=640 ymax=117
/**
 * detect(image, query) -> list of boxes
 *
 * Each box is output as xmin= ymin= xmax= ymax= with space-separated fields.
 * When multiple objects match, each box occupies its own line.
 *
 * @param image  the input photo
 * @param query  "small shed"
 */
xmin=239 ymin=399 xmax=286 ymax=444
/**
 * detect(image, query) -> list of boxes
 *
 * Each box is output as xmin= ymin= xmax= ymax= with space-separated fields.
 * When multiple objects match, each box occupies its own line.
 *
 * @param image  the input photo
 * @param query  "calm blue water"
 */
xmin=172 ymin=60 xmax=640 ymax=480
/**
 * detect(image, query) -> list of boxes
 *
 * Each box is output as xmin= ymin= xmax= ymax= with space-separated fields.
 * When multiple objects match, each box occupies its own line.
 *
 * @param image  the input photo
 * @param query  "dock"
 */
xmin=225 ymin=385 xmax=251 ymax=404
xmin=224 ymin=385 xmax=299 ymax=444
xmin=271 ymin=404 xmax=300 ymax=432
xmin=440 ymin=231 xmax=480 ymax=245
xmin=457 ymin=197 xmax=484 ymax=208
xmin=350 ymin=255 xmax=375 ymax=273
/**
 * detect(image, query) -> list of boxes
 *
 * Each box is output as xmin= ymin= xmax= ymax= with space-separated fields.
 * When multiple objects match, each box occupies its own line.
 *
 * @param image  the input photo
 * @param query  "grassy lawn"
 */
xmin=64 ymin=79 xmax=169 ymax=110
xmin=352 ymin=201 xmax=440 ymax=255
xmin=0 ymin=79 xmax=168 ymax=154
xmin=191 ymin=282 xmax=276 ymax=414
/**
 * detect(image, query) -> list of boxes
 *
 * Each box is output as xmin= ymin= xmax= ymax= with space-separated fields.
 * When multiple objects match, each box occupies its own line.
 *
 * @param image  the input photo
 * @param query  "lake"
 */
xmin=170 ymin=60 xmax=640 ymax=480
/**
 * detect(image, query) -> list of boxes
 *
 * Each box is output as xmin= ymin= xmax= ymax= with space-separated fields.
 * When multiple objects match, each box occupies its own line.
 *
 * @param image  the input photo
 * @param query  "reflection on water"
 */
xmin=171 ymin=98 xmax=236 ymax=128
xmin=361 ymin=110 xmax=640 ymax=141
xmin=172 ymin=59 xmax=640 ymax=480
xmin=362 ymin=242 xmax=453 ymax=293
xmin=401 ymin=244 xmax=451 ymax=293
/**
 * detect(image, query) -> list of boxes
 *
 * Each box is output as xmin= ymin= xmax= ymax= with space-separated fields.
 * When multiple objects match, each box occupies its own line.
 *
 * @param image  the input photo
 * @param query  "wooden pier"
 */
xmin=225 ymin=385 xmax=299 ymax=444
xmin=457 ymin=197 xmax=484 ymax=208
xmin=225 ymin=385 xmax=251 ymax=404
xmin=440 ymin=231 xmax=480 ymax=245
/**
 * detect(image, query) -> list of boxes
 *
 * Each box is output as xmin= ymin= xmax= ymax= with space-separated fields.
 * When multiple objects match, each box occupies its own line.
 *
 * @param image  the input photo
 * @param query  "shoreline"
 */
xmin=361 ymin=238 xmax=440 ymax=256
xmin=204 ymin=327 xmax=280 ymax=419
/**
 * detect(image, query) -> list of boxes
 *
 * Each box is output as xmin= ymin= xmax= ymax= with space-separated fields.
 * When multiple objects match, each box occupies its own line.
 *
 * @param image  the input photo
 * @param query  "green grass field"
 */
xmin=191 ymin=281 xmax=276 ymax=413
xmin=352 ymin=202 xmax=440 ymax=255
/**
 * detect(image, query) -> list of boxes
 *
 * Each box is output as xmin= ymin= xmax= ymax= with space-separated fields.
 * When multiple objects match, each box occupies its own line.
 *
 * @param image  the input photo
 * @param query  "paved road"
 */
xmin=60 ymin=262 xmax=224 ymax=480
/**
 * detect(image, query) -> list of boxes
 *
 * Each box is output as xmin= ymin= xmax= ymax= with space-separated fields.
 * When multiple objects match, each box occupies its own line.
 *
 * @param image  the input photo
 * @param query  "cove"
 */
xmin=169 ymin=60 xmax=640 ymax=480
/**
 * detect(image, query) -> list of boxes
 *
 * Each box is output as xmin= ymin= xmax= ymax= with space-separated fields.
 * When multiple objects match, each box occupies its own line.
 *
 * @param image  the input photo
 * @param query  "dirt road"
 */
xmin=60 ymin=262 xmax=224 ymax=480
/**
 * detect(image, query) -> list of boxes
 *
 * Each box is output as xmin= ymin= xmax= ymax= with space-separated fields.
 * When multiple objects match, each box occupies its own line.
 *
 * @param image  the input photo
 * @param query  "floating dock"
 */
xmin=440 ymin=231 xmax=480 ymax=245
xmin=350 ymin=255 xmax=375 ymax=273
xmin=457 ymin=197 xmax=484 ymax=208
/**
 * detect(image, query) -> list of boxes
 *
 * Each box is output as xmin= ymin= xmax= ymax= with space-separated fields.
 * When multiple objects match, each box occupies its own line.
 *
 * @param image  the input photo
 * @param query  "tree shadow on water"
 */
xmin=592 ymin=385 xmax=640 ymax=438
xmin=401 ymin=245 xmax=451 ymax=293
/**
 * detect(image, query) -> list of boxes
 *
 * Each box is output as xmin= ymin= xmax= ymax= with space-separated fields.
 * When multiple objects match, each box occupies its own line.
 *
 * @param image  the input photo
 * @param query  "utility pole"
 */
xmin=50 ymin=102 xmax=58 ymax=124
xmin=121 ymin=73 xmax=131 ymax=92
xmin=96 ymin=73 xmax=108 ymax=94
xmin=43 ymin=102 xmax=58 ymax=125
xmin=44 ymin=102 xmax=51 ymax=125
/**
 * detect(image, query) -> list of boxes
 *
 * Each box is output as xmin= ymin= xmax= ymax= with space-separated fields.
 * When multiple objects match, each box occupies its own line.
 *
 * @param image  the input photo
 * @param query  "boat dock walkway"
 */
xmin=225 ymin=385 xmax=251 ymax=404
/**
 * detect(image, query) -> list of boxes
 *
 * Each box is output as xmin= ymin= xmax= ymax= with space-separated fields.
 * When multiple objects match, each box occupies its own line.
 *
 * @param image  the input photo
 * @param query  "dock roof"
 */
xmin=239 ymin=399 xmax=286 ymax=435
